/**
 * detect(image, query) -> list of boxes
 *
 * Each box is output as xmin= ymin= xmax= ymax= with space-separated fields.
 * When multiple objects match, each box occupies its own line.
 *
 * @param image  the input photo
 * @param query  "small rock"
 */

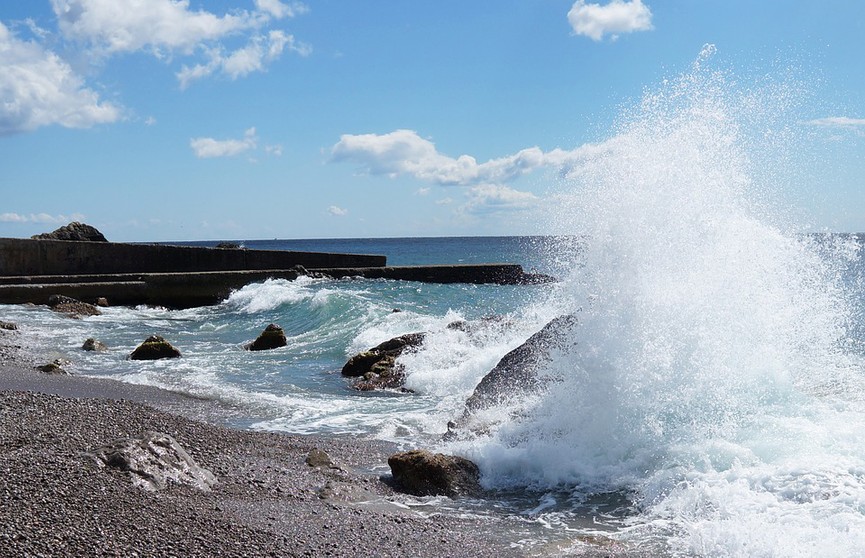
xmin=129 ymin=335 xmax=181 ymax=360
xmin=387 ymin=449 xmax=481 ymax=497
xmin=47 ymin=294 xmax=101 ymax=317
xmin=35 ymin=359 xmax=70 ymax=375
xmin=305 ymin=448 xmax=334 ymax=468
xmin=82 ymin=338 xmax=108 ymax=352
xmin=341 ymin=333 xmax=425 ymax=391
xmin=95 ymin=297 xmax=109 ymax=307
xmin=0 ymin=320 xmax=17 ymax=331
xmin=245 ymin=324 xmax=287 ymax=351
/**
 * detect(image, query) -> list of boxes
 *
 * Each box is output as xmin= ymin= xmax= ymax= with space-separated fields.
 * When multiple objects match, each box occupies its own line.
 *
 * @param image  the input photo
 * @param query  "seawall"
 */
xmin=0 ymin=238 xmax=549 ymax=308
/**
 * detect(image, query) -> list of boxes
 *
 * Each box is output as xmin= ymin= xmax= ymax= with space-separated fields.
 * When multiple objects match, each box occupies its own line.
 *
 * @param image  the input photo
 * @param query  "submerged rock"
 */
xmin=341 ymin=333 xmax=425 ymax=391
xmin=388 ymin=449 xmax=481 ymax=497
xmin=445 ymin=314 xmax=578 ymax=440
xmin=32 ymin=221 xmax=108 ymax=242
xmin=0 ymin=320 xmax=17 ymax=331
xmin=129 ymin=335 xmax=181 ymax=360
xmin=48 ymin=294 xmax=102 ymax=317
xmin=245 ymin=323 xmax=287 ymax=351
xmin=90 ymin=431 xmax=217 ymax=491
xmin=82 ymin=338 xmax=108 ymax=352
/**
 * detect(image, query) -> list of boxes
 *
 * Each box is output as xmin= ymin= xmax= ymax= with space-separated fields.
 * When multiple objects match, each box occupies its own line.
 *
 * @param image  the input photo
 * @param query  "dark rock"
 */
xmin=82 ymin=338 xmax=108 ymax=352
xmin=95 ymin=297 xmax=109 ymax=307
xmin=47 ymin=294 xmax=102 ymax=317
xmin=341 ymin=333 xmax=425 ymax=391
xmin=245 ymin=324 xmax=288 ymax=351
xmin=90 ymin=431 xmax=217 ymax=491
xmin=445 ymin=315 xmax=578 ymax=440
xmin=0 ymin=320 xmax=17 ymax=330
xmin=32 ymin=221 xmax=108 ymax=242
xmin=215 ymin=242 xmax=242 ymax=249
xmin=129 ymin=335 xmax=181 ymax=360
xmin=35 ymin=359 xmax=71 ymax=375
xmin=388 ymin=449 xmax=481 ymax=497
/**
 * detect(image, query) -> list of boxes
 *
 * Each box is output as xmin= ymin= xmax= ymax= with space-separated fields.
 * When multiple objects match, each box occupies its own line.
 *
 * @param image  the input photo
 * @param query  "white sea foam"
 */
xmin=450 ymin=47 xmax=865 ymax=556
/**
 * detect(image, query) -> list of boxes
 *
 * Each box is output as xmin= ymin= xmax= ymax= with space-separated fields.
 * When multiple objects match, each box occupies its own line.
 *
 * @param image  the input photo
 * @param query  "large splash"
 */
xmin=455 ymin=47 xmax=865 ymax=555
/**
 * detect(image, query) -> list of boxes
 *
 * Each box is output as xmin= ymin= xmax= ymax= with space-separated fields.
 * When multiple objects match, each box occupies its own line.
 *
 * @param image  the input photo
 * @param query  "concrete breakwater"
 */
xmin=0 ymin=238 xmax=546 ymax=308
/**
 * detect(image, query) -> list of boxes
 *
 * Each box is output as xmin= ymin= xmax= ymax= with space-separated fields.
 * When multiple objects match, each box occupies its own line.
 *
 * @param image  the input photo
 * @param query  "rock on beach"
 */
xmin=129 ymin=335 xmax=181 ymax=360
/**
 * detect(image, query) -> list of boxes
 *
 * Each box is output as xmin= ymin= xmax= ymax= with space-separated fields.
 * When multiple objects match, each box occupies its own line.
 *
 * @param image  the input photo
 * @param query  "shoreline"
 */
xmin=0 ymin=318 xmax=648 ymax=557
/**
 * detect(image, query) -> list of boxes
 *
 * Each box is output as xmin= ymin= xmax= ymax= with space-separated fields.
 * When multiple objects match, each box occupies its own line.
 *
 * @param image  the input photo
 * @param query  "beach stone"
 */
xmin=90 ymin=431 xmax=217 ymax=491
xmin=82 ymin=338 xmax=108 ymax=352
xmin=31 ymin=221 xmax=108 ymax=242
xmin=342 ymin=332 xmax=425 ymax=391
xmin=388 ymin=449 xmax=481 ymax=497
xmin=305 ymin=448 xmax=334 ymax=468
xmin=445 ymin=314 xmax=578 ymax=441
xmin=47 ymin=294 xmax=102 ymax=317
xmin=35 ymin=359 xmax=70 ymax=375
xmin=245 ymin=323 xmax=288 ymax=351
xmin=0 ymin=320 xmax=17 ymax=330
xmin=129 ymin=335 xmax=181 ymax=360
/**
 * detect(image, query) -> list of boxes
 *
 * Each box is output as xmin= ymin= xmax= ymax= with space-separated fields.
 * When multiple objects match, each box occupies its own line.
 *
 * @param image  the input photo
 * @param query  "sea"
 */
xmin=5 ymin=47 xmax=865 ymax=556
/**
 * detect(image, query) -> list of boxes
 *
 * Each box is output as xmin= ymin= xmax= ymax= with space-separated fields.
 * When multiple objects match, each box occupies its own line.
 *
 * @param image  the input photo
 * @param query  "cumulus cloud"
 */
xmin=331 ymin=128 xmax=613 ymax=186
xmin=0 ymin=212 xmax=85 ymax=224
xmin=0 ymin=21 xmax=120 ymax=135
xmin=327 ymin=205 xmax=348 ymax=216
xmin=177 ymin=30 xmax=309 ymax=89
xmin=331 ymin=129 xmax=550 ymax=186
xmin=567 ymin=0 xmax=653 ymax=41
xmin=50 ymin=0 xmax=309 ymax=87
xmin=190 ymin=127 xmax=258 ymax=158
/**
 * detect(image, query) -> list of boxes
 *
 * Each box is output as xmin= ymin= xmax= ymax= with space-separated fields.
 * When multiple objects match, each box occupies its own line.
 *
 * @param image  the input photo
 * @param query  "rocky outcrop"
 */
xmin=32 ymin=221 xmax=108 ymax=242
xmin=82 ymin=338 xmax=108 ymax=352
xmin=445 ymin=315 xmax=578 ymax=440
xmin=387 ymin=449 xmax=481 ymax=497
xmin=245 ymin=324 xmax=287 ymax=351
xmin=129 ymin=335 xmax=181 ymax=360
xmin=90 ymin=431 xmax=217 ymax=491
xmin=48 ymin=294 xmax=102 ymax=317
xmin=341 ymin=333 xmax=425 ymax=391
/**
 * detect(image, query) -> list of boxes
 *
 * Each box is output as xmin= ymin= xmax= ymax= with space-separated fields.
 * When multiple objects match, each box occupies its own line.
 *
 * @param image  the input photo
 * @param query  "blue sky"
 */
xmin=1 ymin=0 xmax=863 ymax=241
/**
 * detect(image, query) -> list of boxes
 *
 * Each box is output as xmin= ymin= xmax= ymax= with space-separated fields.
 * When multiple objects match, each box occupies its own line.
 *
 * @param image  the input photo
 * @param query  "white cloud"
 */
xmin=567 ymin=0 xmax=653 ymax=41
xmin=331 ymin=129 xmax=550 ymax=186
xmin=0 ymin=21 xmax=120 ymax=135
xmin=50 ymin=0 xmax=309 ymax=88
xmin=177 ymin=30 xmax=309 ymax=89
xmin=461 ymin=184 xmax=539 ymax=215
xmin=327 ymin=205 xmax=348 ymax=216
xmin=265 ymin=144 xmax=283 ymax=157
xmin=0 ymin=212 xmax=85 ymax=223
xmin=190 ymin=127 xmax=258 ymax=158
xmin=807 ymin=116 xmax=865 ymax=132
xmin=331 ymin=128 xmax=614 ymax=187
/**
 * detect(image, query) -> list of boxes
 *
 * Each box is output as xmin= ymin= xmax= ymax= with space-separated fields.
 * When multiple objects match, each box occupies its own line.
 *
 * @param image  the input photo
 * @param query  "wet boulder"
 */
xmin=48 ymin=294 xmax=101 ymax=317
xmin=388 ymin=449 xmax=481 ymax=497
xmin=82 ymin=338 xmax=109 ymax=352
xmin=90 ymin=431 xmax=217 ymax=491
xmin=445 ymin=315 xmax=578 ymax=440
xmin=341 ymin=333 xmax=425 ymax=391
xmin=129 ymin=335 xmax=181 ymax=360
xmin=32 ymin=221 xmax=108 ymax=242
xmin=245 ymin=323 xmax=287 ymax=351
xmin=0 ymin=320 xmax=17 ymax=331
